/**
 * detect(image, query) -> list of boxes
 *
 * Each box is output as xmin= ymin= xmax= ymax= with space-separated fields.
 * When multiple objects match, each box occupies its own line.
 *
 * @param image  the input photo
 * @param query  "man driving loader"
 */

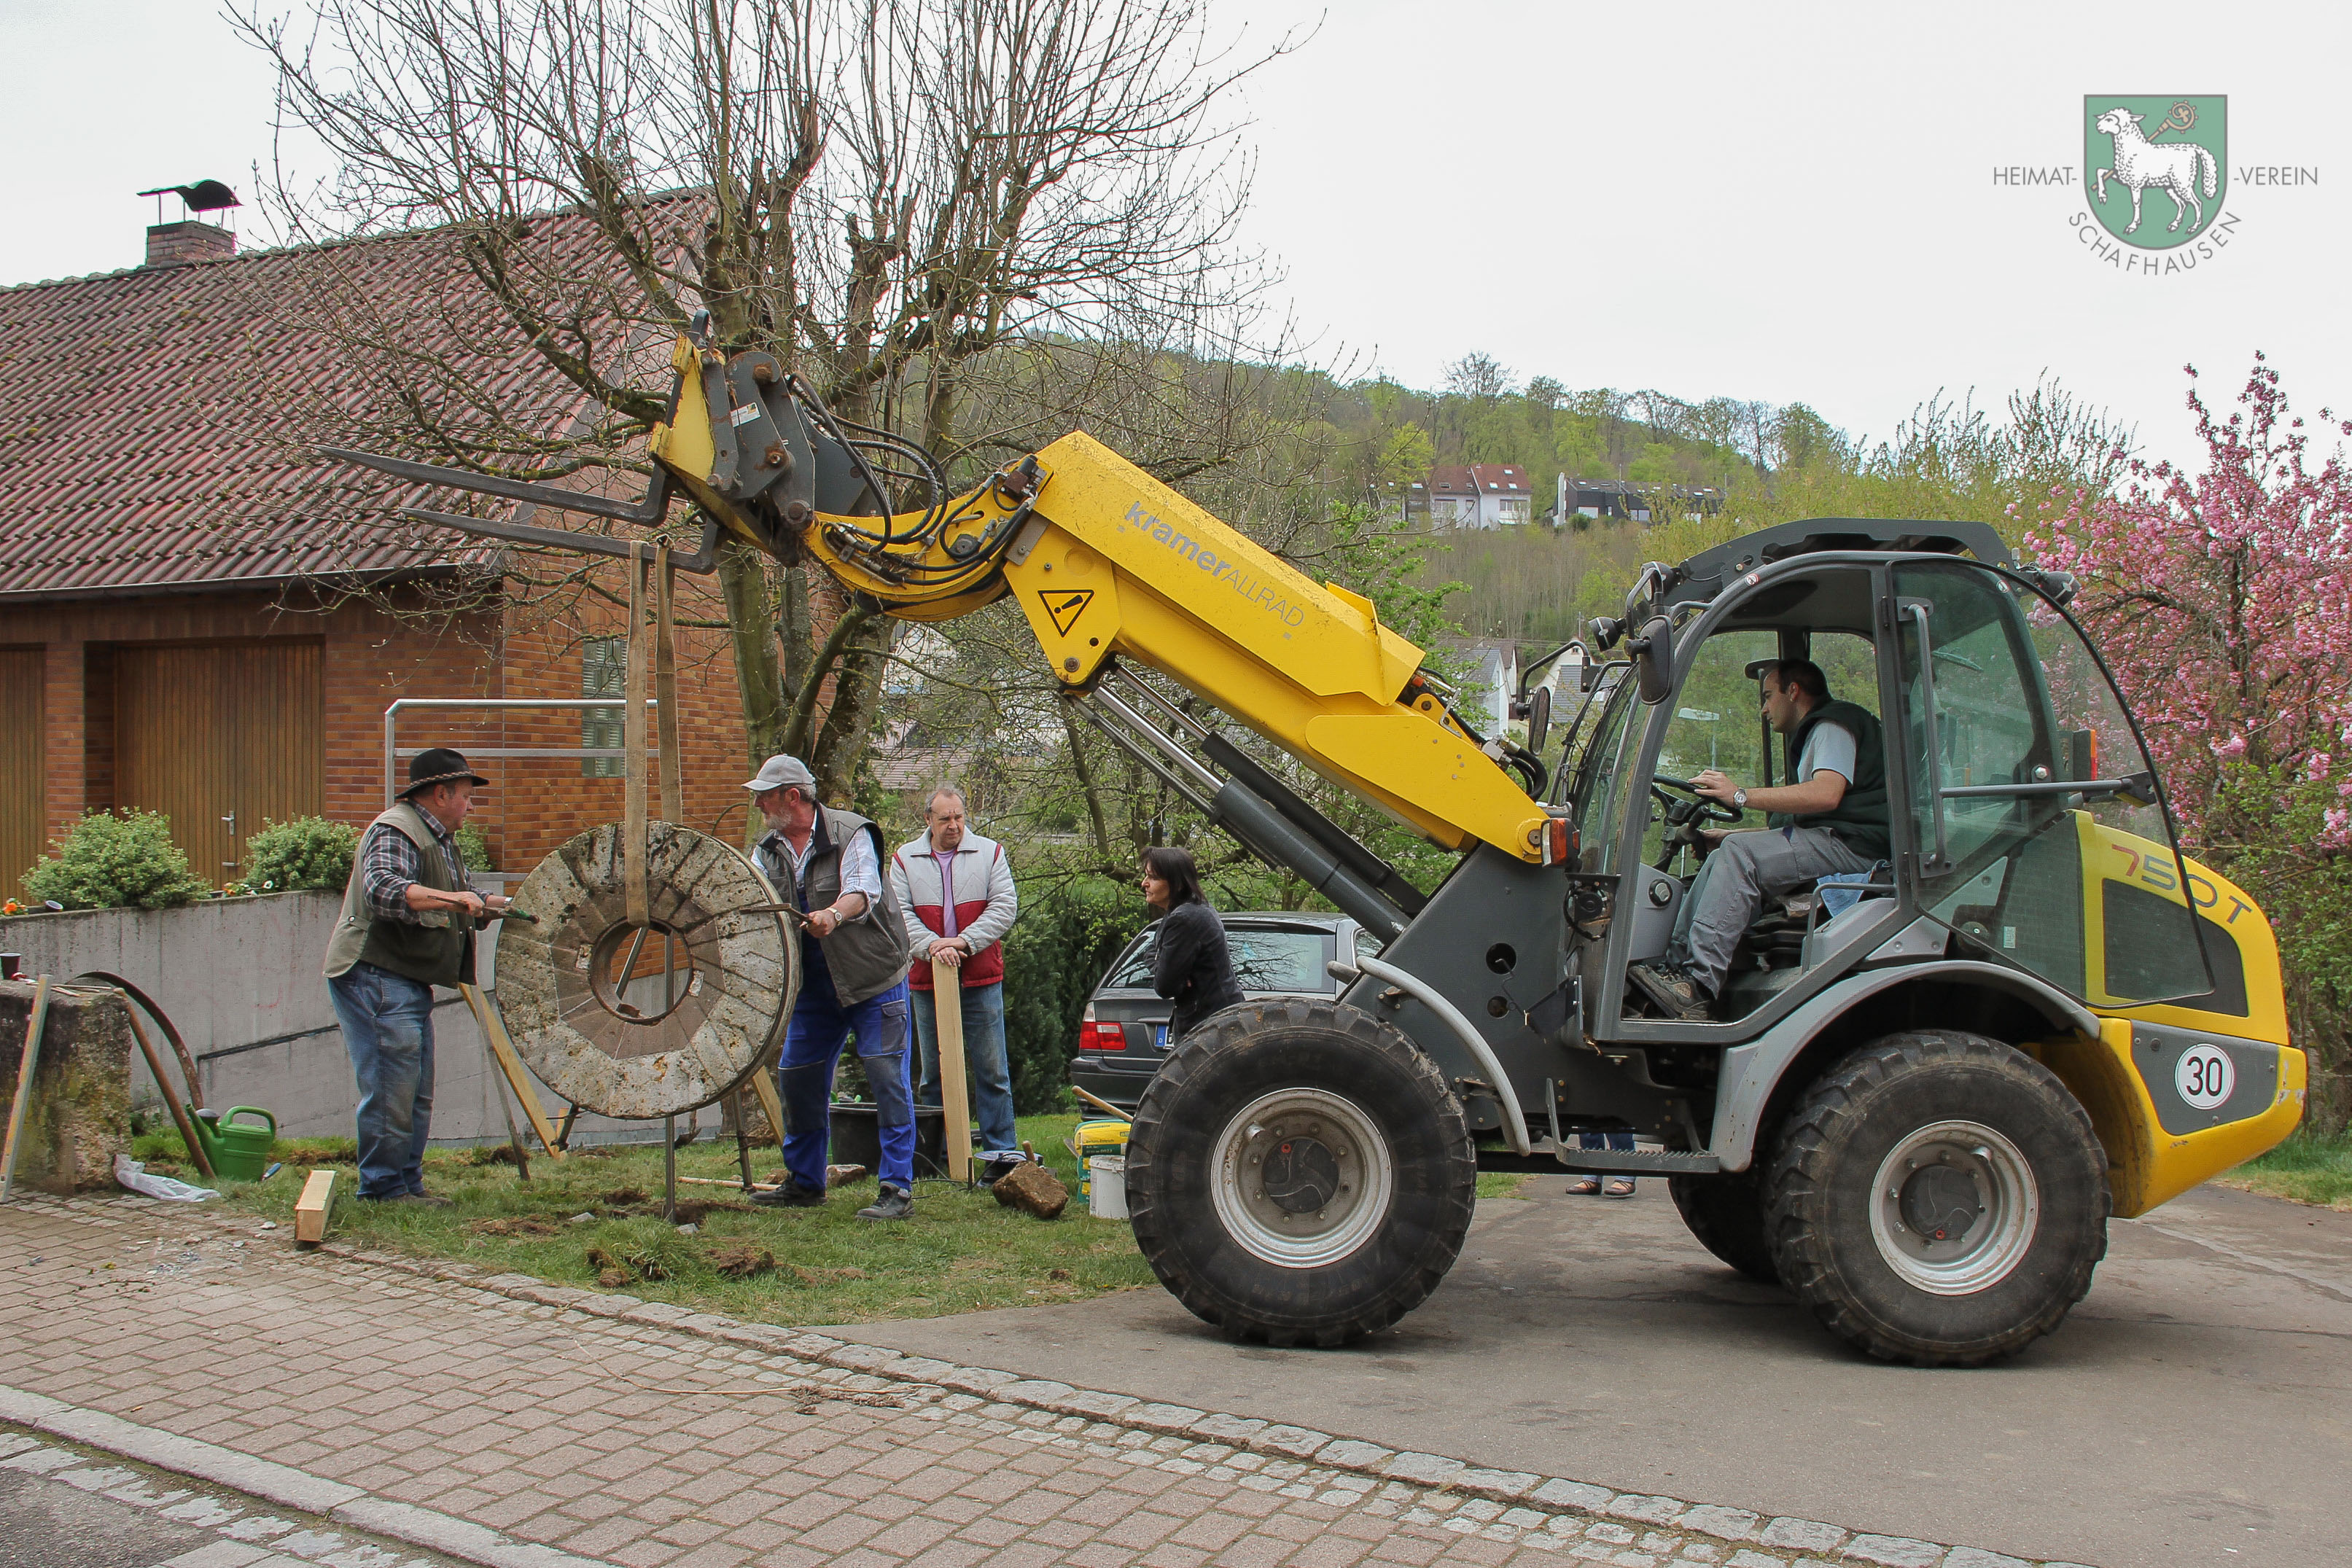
xmin=1628 ymin=659 xmax=1890 ymax=1019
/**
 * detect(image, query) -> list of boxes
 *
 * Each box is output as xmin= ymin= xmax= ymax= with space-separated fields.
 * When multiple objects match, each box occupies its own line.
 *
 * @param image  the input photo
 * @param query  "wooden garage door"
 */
xmin=115 ymin=641 xmax=324 ymax=888
xmin=0 ymin=648 xmax=41 ymax=897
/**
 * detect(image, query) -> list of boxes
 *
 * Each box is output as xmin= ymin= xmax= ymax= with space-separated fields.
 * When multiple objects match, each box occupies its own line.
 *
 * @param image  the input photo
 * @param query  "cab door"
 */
xmin=1892 ymin=562 xmax=2212 ymax=1006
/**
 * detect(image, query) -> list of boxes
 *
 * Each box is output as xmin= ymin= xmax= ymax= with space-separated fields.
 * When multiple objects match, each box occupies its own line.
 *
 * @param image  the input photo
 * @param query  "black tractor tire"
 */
xmin=1126 ymin=996 xmax=1476 ymax=1347
xmin=1764 ymin=1029 xmax=2109 ymax=1367
xmin=1669 ymin=1171 xmax=1780 ymax=1284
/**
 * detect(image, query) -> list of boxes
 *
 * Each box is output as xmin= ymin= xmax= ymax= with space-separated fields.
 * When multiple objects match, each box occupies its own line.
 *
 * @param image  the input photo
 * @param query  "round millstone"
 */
xmin=495 ymin=822 xmax=796 ymax=1119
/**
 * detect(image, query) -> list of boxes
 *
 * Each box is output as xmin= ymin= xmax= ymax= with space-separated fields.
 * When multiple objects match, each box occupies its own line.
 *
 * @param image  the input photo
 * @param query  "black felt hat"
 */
xmin=400 ymin=747 xmax=490 ymax=797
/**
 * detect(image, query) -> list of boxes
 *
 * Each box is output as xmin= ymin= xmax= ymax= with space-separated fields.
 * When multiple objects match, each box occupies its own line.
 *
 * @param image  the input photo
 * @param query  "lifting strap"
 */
xmin=624 ymin=543 xmax=650 ymax=927
xmin=623 ymin=542 xmax=685 ymax=929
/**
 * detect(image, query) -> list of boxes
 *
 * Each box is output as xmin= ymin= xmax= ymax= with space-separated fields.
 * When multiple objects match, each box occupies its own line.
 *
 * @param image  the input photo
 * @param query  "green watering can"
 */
xmin=190 ymin=1106 xmax=277 ymax=1182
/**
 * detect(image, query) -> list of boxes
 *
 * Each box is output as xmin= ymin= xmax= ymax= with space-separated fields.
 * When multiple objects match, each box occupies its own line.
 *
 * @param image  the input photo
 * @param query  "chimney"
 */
xmin=136 ymin=180 xmax=242 ymax=268
xmin=145 ymin=219 xmax=237 ymax=268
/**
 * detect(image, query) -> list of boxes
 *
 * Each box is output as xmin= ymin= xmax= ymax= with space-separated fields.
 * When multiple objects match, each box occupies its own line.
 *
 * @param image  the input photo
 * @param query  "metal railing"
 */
xmin=382 ymin=698 xmax=661 ymax=806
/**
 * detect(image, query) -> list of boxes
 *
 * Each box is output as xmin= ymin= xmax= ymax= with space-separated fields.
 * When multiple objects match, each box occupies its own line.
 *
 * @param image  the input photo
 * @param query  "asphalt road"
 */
xmin=838 ymin=1179 xmax=2352 ymax=1568
xmin=0 ymin=1466 xmax=205 ymax=1568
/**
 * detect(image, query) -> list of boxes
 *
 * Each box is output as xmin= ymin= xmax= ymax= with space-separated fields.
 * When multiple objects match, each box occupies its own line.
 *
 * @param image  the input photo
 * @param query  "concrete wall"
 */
xmin=0 ymin=887 xmax=681 ymax=1149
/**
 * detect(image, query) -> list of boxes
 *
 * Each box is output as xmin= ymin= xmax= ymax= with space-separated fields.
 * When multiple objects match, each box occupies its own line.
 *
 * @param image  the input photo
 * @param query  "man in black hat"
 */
xmin=323 ymin=749 xmax=513 ymax=1204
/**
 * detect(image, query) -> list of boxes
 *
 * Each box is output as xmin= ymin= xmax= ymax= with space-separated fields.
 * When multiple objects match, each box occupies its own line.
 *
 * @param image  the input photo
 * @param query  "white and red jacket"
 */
xmin=889 ymin=830 xmax=1019 ymax=991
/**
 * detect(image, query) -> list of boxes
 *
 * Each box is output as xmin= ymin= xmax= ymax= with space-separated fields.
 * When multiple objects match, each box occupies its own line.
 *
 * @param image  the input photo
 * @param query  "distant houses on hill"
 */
xmin=1414 ymin=467 xmax=1726 ymax=529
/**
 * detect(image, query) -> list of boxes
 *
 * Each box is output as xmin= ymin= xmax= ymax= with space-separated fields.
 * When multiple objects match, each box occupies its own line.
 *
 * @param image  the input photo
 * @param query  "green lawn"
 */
xmin=139 ymin=1114 xmax=1156 ymax=1326
xmin=2223 ymin=1129 xmax=2352 ymax=1211
xmin=124 ymin=1112 xmax=1545 ymax=1329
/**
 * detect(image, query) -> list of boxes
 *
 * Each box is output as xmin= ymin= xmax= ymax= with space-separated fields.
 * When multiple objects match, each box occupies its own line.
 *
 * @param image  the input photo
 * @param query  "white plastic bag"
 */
xmin=114 ymin=1153 xmax=219 ymax=1203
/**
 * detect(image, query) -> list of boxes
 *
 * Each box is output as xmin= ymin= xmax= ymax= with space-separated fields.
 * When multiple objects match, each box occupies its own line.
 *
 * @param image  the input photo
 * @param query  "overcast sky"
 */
xmin=4 ymin=0 xmax=2343 ymax=463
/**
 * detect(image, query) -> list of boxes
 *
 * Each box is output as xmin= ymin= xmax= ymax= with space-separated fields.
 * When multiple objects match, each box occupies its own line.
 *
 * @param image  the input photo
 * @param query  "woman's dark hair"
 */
xmin=1141 ymin=846 xmax=1207 ymax=907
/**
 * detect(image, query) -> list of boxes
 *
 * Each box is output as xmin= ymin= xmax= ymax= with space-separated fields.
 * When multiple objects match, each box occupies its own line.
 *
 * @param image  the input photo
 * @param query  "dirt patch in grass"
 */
xmin=201 ymin=1114 xmax=1153 ymax=1327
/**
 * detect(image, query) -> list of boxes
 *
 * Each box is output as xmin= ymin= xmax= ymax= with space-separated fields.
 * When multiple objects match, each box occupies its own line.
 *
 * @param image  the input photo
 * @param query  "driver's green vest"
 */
xmin=1769 ymin=699 xmax=1890 ymax=858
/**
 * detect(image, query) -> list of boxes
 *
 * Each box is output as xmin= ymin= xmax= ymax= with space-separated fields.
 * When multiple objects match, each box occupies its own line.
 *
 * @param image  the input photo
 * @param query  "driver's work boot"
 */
xmin=857 ymin=1184 xmax=914 ymax=1222
xmin=1627 ymin=960 xmax=1714 ymax=1021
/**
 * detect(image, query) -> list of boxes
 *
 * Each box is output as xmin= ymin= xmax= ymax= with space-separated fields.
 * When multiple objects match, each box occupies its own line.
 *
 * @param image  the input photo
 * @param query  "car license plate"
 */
xmin=1153 ymin=1024 xmax=1169 ymax=1050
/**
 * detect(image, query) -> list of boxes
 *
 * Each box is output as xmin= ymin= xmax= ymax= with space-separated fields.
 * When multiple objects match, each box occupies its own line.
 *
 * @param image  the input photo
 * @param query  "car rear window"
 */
xmin=1102 ymin=924 xmax=1336 ymax=993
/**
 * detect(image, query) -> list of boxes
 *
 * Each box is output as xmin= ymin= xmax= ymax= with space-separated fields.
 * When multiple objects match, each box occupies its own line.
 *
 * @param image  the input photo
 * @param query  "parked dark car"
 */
xmin=1070 ymin=911 xmax=1382 ymax=1112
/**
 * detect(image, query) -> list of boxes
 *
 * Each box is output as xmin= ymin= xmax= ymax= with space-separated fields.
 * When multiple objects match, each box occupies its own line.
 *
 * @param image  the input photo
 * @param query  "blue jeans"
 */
xmin=1581 ymin=1130 xmax=1635 ymax=1192
xmin=912 ymin=980 xmax=1018 ymax=1155
xmin=328 ymin=962 xmax=437 ymax=1200
xmin=777 ymin=964 xmax=914 ymax=1195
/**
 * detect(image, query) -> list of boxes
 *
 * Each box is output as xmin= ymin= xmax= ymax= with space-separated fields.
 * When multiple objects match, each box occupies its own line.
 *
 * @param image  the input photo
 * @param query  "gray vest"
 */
xmin=761 ymin=806 xmax=911 ymax=1007
xmin=322 ymin=803 xmax=474 ymax=986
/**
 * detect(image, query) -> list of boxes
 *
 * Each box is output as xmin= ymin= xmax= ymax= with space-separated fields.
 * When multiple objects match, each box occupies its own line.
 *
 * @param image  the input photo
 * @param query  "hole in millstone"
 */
xmin=586 ymin=918 xmax=701 ymax=1024
xmin=1485 ymin=943 xmax=1517 ymax=974
xmin=1486 ymin=995 xmax=1511 ymax=1018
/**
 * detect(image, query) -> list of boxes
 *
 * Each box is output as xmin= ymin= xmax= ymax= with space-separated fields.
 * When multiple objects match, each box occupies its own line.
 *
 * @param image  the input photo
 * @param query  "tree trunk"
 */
xmin=811 ymin=613 xmax=894 ymax=803
xmin=717 ymin=539 xmax=785 ymax=772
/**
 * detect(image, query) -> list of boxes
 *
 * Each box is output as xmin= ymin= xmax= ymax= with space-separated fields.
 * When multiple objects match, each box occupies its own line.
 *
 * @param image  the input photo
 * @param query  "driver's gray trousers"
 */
xmin=1670 ymin=826 xmax=1871 ymax=996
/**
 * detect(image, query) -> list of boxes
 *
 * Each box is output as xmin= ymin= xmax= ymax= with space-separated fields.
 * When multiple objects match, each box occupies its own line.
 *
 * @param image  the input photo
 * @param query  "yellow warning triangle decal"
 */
xmin=1040 ymin=588 xmax=1094 ymax=637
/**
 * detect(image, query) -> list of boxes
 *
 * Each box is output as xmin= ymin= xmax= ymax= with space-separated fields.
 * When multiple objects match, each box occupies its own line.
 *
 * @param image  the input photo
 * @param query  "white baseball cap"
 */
xmin=742 ymin=754 xmax=816 ymax=793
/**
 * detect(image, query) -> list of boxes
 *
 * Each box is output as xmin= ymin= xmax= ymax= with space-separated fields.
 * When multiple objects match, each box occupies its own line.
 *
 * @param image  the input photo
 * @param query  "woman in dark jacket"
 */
xmin=1142 ymin=846 xmax=1242 ymax=1042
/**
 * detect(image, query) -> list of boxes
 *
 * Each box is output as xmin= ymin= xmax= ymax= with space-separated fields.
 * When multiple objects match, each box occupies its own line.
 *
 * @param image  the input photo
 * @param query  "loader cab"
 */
xmin=1556 ymin=520 xmax=2215 ymax=1043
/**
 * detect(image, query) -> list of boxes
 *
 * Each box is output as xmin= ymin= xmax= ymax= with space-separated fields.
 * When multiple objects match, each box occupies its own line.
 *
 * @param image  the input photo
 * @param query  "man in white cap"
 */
xmin=742 ymin=754 xmax=917 ymax=1219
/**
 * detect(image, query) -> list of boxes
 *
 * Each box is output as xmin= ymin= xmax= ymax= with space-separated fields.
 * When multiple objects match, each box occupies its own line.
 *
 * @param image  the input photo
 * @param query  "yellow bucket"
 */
xmin=1073 ymin=1117 xmax=1129 ymax=1202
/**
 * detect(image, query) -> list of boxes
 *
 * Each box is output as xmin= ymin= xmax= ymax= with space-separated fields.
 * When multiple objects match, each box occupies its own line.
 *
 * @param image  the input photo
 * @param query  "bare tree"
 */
xmin=1441 ymin=351 xmax=1514 ymax=401
xmin=242 ymin=0 xmax=1296 ymax=797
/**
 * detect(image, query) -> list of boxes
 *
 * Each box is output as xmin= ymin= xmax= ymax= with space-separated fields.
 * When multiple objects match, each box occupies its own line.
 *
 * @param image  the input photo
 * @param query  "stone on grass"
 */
xmin=991 ymin=1161 xmax=1069 ymax=1219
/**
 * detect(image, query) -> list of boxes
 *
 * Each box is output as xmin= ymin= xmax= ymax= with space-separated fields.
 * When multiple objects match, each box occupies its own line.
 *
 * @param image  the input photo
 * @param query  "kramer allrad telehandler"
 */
xmin=339 ymin=327 xmax=2305 ymax=1365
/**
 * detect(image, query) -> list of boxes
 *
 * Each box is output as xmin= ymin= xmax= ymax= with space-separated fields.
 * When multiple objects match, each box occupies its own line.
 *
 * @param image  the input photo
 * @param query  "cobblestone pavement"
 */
xmin=0 ymin=1196 xmax=2094 ymax=1568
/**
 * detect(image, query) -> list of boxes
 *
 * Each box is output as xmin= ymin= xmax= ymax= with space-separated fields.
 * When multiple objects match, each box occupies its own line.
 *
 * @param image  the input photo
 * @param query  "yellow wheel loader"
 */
xmin=338 ymin=324 xmax=2304 ymax=1365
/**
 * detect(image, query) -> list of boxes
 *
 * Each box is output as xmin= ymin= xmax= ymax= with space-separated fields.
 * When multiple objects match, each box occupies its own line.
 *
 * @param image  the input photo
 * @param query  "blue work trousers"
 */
xmin=778 ymin=959 xmax=914 ymax=1194
xmin=912 ymin=980 xmax=1018 ymax=1155
xmin=327 ymin=962 xmax=437 ymax=1199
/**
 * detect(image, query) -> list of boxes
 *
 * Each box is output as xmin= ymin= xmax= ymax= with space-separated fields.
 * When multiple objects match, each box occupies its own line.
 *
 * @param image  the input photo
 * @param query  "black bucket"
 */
xmin=828 ymin=1102 xmax=951 ymax=1179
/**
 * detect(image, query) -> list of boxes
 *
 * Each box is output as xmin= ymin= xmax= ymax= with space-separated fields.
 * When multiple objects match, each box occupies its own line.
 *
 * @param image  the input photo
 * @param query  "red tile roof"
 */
xmin=0 ymin=217 xmax=619 ymax=599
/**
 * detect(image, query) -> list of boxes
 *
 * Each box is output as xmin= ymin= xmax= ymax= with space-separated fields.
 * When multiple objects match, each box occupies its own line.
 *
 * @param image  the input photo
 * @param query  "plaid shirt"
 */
xmin=359 ymin=810 xmax=464 ymax=923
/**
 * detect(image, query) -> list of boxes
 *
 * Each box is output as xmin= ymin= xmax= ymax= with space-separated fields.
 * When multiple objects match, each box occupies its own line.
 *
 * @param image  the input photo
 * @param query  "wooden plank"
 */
xmin=749 ymin=1061 xmax=787 ymax=1155
xmin=1 ymin=975 xmax=53 ymax=1204
xmin=294 ymin=1168 xmax=338 ymax=1244
xmin=459 ymin=983 xmax=565 ymax=1158
xmin=932 ymin=956 xmax=971 ymax=1184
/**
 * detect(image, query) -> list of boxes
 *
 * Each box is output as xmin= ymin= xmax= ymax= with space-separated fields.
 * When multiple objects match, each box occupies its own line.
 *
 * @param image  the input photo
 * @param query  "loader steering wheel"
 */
xmin=1651 ymin=774 xmax=1744 ymax=826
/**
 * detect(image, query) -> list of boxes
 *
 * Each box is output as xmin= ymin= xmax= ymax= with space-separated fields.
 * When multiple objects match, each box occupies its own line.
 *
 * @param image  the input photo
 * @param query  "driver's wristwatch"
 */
xmin=1732 ymin=788 xmax=1748 ymax=810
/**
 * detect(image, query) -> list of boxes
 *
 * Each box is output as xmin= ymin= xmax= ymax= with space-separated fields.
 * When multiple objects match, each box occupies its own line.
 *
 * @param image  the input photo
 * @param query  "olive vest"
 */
xmin=758 ymin=806 xmax=911 ymax=1007
xmin=1769 ymin=699 xmax=1892 ymax=859
xmin=322 ymin=803 xmax=475 ymax=987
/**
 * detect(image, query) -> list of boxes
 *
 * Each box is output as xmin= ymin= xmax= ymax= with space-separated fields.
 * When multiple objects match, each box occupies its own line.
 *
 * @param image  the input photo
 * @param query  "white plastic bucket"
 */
xmin=1087 ymin=1155 xmax=1129 ymax=1220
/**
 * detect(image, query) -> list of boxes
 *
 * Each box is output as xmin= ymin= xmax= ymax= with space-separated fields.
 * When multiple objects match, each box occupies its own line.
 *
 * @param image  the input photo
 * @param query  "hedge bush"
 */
xmin=235 ymin=816 xmax=360 ymax=894
xmin=23 ymin=811 xmax=212 ymax=910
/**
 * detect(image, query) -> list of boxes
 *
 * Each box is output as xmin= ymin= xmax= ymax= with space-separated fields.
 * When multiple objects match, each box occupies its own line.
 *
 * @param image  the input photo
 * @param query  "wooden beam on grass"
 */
xmin=294 ymin=1168 xmax=339 ymax=1245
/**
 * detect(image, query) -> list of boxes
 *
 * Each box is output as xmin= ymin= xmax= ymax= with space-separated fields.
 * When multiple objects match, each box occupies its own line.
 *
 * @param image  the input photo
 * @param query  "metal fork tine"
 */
xmin=321 ymin=446 xmax=672 ymax=526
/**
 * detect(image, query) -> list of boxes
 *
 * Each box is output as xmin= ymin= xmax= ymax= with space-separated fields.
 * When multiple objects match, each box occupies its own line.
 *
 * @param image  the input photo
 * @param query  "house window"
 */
xmin=583 ymin=636 xmax=626 ymax=778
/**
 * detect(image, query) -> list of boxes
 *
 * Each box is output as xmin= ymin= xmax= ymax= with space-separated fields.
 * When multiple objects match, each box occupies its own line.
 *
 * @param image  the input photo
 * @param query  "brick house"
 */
xmin=0 ymin=214 xmax=762 ymax=897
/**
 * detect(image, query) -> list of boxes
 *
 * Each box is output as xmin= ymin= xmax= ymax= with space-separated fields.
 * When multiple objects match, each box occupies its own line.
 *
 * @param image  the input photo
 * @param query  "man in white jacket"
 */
xmin=889 ymin=787 xmax=1021 ymax=1168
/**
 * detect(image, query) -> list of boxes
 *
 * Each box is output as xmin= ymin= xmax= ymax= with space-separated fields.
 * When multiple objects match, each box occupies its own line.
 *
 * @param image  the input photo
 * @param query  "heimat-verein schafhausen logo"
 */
xmin=2071 ymin=95 xmax=2238 ymax=272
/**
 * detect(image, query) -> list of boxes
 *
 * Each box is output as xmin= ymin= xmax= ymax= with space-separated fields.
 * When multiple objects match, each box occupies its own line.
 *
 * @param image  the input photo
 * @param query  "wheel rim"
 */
xmin=1210 ymin=1088 xmax=1395 ymax=1268
xmin=1867 ymin=1120 xmax=2040 ymax=1296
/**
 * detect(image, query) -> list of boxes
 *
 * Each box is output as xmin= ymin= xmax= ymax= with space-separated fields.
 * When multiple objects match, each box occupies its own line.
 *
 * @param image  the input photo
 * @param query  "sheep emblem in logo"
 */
xmin=2085 ymin=98 xmax=2226 ymax=248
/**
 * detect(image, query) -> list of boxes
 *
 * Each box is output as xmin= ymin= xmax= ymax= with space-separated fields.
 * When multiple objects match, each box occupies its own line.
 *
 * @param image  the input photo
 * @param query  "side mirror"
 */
xmin=1629 ymin=615 xmax=1675 ymax=705
xmin=1526 ymin=684 xmax=1551 ymax=753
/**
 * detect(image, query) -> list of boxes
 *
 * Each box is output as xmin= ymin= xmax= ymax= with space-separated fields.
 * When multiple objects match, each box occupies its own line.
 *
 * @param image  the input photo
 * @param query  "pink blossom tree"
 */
xmin=2025 ymin=356 xmax=2352 ymax=849
xmin=2028 ymin=356 xmax=2352 ymax=1126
